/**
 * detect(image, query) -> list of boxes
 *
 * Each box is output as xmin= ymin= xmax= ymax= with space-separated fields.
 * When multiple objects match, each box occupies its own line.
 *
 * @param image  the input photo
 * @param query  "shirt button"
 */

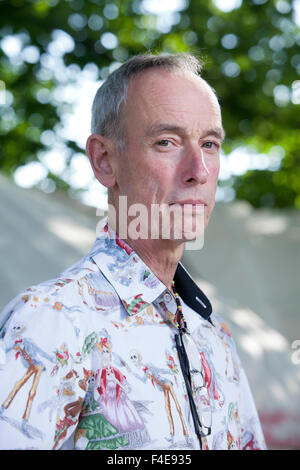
xmin=163 ymin=292 xmax=172 ymax=303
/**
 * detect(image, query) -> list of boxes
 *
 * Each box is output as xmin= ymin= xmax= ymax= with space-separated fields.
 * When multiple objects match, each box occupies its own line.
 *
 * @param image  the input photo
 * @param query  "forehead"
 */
xmin=125 ymin=69 xmax=222 ymax=135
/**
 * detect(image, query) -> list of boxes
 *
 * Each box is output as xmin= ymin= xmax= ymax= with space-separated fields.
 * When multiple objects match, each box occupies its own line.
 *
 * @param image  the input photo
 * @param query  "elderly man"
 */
xmin=0 ymin=53 xmax=266 ymax=450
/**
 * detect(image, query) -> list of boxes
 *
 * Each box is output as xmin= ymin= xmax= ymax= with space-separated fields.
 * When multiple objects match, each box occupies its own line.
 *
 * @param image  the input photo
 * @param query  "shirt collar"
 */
xmin=89 ymin=222 xmax=212 ymax=321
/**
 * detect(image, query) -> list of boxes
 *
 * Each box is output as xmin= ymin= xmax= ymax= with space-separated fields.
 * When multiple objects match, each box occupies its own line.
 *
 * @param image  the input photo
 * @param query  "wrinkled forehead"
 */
xmin=127 ymin=69 xmax=220 ymax=110
xmin=124 ymin=69 xmax=222 ymax=137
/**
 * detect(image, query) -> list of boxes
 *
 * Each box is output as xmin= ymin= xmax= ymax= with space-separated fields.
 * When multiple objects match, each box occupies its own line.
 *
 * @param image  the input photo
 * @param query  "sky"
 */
xmin=3 ymin=0 xmax=300 ymax=210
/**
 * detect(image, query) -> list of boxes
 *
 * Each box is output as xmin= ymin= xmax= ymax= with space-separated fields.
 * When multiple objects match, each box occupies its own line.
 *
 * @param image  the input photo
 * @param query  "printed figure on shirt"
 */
xmin=89 ymin=235 xmax=136 ymax=287
xmin=73 ymin=328 xmax=151 ymax=449
xmin=77 ymin=271 xmax=121 ymax=313
xmin=52 ymin=368 xmax=85 ymax=450
xmin=38 ymin=348 xmax=79 ymax=423
xmin=129 ymin=349 xmax=192 ymax=447
xmin=0 ymin=322 xmax=55 ymax=437
xmin=74 ymin=367 xmax=129 ymax=450
xmin=121 ymin=294 xmax=149 ymax=317
xmin=50 ymin=343 xmax=71 ymax=376
xmin=140 ymin=268 xmax=161 ymax=290
xmin=93 ymin=227 xmax=160 ymax=291
xmin=78 ymin=368 xmax=99 ymax=415
xmin=124 ymin=303 xmax=164 ymax=329
xmin=213 ymin=314 xmax=240 ymax=382
xmin=95 ymin=329 xmax=151 ymax=448
xmin=192 ymin=328 xmax=225 ymax=410
xmin=165 ymin=349 xmax=179 ymax=387
xmin=37 ymin=360 xmax=86 ymax=447
xmin=71 ymin=367 xmax=127 ymax=450
xmin=241 ymin=417 xmax=263 ymax=450
xmin=227 ymin=401 xmax=241 ymax=450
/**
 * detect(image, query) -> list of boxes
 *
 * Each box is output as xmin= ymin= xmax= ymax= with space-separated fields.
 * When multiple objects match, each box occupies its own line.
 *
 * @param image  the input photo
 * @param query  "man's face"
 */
xmin=112 ymin=69 xmax=224 ymax=241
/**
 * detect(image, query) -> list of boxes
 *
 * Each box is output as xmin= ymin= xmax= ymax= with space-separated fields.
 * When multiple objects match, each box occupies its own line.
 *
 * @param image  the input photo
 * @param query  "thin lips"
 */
xmin=171 ymin=200 xmax=207 ymax=206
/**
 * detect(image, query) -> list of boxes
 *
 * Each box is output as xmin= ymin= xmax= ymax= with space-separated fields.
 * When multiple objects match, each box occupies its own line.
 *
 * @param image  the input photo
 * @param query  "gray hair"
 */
xmin=91 ymin=53 xmax=204 ymax=154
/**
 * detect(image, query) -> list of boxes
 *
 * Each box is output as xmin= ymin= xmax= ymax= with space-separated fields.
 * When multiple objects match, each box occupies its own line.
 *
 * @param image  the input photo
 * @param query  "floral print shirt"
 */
xmin=0 ymin=223 xmax=266 ymax=450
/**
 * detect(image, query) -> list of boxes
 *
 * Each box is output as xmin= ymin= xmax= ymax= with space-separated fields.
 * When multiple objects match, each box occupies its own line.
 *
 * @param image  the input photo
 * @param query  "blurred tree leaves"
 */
xmin=0 ymin=0 xmax=299 ymax=208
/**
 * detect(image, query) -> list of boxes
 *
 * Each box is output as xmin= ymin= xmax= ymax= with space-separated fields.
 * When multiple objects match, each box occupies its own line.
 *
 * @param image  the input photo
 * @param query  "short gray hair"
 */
xmin=91 ymin=53 xmax=204 ymax=153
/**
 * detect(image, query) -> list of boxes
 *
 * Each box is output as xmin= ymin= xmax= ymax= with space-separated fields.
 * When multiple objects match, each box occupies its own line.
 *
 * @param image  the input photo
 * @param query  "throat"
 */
xmin=124 ymin=237 xmax=184 ymax=290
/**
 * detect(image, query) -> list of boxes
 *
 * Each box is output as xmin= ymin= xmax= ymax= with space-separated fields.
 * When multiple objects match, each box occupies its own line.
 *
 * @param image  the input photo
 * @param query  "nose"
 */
xmin=183 ymin=145 xmax=209 ymax=185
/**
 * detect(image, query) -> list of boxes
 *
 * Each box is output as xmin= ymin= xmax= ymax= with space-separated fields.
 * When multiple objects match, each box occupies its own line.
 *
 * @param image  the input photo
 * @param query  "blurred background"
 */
xmin=0 ymin=0 xmax=299 ymax=449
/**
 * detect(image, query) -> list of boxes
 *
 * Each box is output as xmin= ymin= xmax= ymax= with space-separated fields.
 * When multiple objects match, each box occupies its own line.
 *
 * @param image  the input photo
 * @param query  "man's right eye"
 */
xmin=156 ymin=139 xmax=171 ymax=146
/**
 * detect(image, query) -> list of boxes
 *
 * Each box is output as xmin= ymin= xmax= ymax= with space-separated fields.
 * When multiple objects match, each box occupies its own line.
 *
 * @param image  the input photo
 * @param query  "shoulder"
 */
xmin=0 ymin=254 xmax=110 ymax=354
xmin=210 ymin=311 xmax=241 ymax=364
xmin=210 ymin=312 xmax=233 ymax=337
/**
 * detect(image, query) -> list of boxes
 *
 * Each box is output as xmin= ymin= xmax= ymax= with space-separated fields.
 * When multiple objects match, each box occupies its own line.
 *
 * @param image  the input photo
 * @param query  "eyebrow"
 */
xmin=145 ymin=123 xmax=226 ymax=142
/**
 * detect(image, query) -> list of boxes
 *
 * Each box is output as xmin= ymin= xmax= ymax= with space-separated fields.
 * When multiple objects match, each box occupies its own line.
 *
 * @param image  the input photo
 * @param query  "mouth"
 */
xmin=168 ymin=201 xmax=207 ymax=216
xmin=170 ymin=200 xmax=207 ymax=207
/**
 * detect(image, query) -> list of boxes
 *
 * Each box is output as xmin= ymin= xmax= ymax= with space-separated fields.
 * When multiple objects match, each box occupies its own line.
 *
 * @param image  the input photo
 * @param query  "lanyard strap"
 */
xmin=175 ymin=330 xmax=204 ymax=450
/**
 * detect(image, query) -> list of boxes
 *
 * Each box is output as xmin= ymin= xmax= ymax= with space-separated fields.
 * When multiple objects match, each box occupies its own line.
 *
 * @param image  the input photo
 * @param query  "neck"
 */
xmin=125 ymin=237 xmax=185 ymax=291
xmin=107 ymin=211 xmax=185 ymax=290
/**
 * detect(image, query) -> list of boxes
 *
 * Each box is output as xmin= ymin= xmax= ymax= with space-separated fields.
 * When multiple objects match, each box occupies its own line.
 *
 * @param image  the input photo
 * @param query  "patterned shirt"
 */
xmin=0 ymin=223 xmax=266 ymax=450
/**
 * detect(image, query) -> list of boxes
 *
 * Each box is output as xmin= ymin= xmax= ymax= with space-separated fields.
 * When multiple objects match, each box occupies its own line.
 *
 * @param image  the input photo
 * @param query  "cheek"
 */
xmin=124 ymin=164 xmax=166 ymax=204
xmin=153 ymin=164 xmax=176 ymax=196
xmin=207 ymin=158 xmax=220 ymax=183
xmin=142 ymin=163 xmax=172 ymax=191
xmin=207 ymin=160 xmax=220 ymax=211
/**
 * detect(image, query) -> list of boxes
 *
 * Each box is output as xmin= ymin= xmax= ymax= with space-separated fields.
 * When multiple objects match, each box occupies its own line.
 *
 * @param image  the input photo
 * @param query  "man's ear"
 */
xmin=86 ymin=134 xmax=116 ymax=188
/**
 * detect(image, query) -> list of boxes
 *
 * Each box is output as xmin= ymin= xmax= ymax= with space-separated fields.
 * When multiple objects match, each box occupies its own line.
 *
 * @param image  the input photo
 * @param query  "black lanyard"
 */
xmin=175 ymin=330 xmax=204 ymax=450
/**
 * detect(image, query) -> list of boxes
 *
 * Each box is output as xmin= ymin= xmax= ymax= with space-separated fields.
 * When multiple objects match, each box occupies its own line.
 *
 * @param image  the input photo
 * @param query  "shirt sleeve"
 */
xmin=0 ymin=288 xmax=90 ymax=450
xmin=210 ymin=312 xmax=267 ymax=450
xmin=238 ymin=364 xmax=267 ymax=450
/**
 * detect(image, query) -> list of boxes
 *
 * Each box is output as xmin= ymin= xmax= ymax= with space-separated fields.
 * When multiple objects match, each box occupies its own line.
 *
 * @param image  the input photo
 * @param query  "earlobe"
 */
xmin=86 ymin=134 xmax=116 ymax=188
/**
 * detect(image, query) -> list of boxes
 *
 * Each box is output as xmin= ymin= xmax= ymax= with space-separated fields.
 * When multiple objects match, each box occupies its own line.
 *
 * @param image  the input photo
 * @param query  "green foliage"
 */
xmin=183 ymin=0 xmax=300 ymax=209
xmin=0 ymin=0 xmax=299 ymax=208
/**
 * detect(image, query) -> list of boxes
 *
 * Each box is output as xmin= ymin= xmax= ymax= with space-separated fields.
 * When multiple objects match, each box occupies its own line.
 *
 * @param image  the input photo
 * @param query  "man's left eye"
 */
xmin=203 ymin=142 xmax=218 ymax=149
